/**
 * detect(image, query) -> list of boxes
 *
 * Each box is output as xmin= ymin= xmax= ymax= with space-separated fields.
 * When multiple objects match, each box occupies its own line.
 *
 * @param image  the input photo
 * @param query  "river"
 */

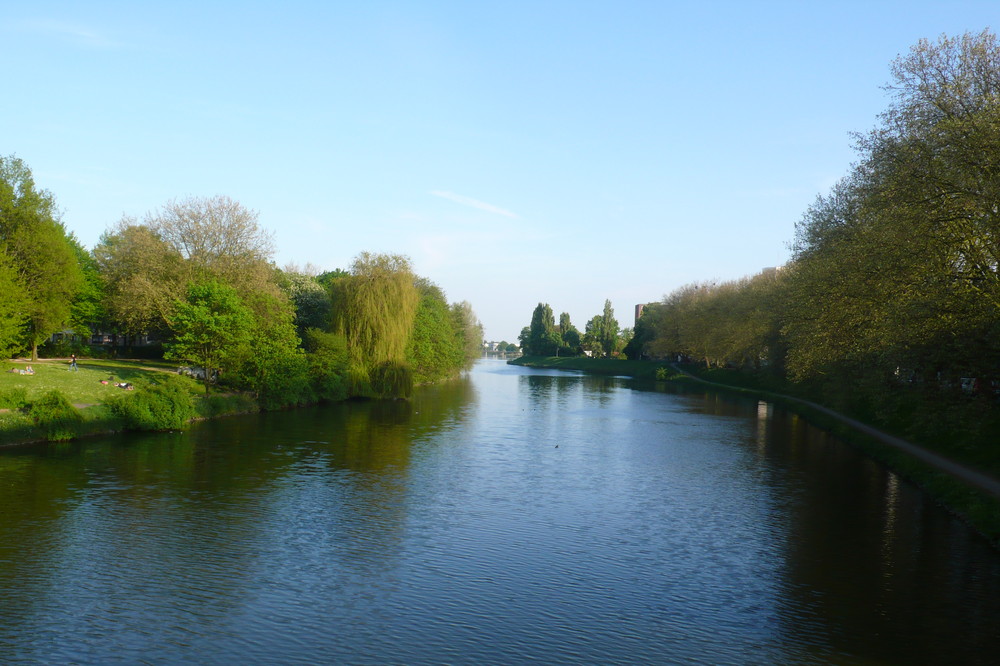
xmin=1 ymin=359 xmax=999 ymax=664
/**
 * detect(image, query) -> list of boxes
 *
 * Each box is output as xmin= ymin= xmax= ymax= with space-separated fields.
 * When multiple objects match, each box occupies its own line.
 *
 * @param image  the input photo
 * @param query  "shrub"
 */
xmin=305 ymin=328 xmax=350 ymax=402
xmin=0 ymin=387 xmax=27 ymax=409
xmin=106 ymin=376 xmax=195 ymax=431
xmin=253 ymin=351 xmax=315 ymax=410
xmin=198 ymin=392 xmax=258 ymax=418
xmin=37 ymin=338 xmax=89 ymax=359
xmin=29 ymin=390 xmax=83 ymax=441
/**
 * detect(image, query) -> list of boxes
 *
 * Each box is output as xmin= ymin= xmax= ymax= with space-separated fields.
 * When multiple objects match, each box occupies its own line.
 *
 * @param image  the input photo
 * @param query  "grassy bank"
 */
xmin=1 ymin=358 xmax=256 ymax=446
xmin=510 ymin=356 xmax=1000 ymax=545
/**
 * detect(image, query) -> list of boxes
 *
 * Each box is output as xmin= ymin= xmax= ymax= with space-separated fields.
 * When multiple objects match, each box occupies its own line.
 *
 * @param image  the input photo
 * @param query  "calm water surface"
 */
xmin=2 ymin=359 xmax=1000 ymax=664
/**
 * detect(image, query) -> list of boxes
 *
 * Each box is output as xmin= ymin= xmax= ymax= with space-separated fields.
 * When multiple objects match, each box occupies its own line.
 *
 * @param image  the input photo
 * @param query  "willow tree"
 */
xmin=330 ymin=253 xmax=419 ymax=397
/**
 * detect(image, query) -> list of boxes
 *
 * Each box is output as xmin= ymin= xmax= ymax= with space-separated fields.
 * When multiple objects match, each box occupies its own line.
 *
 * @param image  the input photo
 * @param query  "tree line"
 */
xmin=0 ymin=162 xmax=482 ymax=406
xmin=624 ymin=31 xmax=1000 ymax=449
xmin=518 ymin=299 xmax=633 ymax=357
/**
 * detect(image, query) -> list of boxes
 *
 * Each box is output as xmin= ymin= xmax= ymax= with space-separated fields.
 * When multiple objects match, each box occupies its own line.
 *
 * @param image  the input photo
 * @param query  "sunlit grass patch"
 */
xmin=0 ymin=356 xmax=267 ymax=445
xmin=2 ymin=358 xmax=201 ymax=406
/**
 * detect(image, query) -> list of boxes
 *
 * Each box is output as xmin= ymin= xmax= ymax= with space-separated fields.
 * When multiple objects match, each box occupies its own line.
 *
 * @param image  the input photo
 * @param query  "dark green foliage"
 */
xmin=166 ymin=281 xmax=254 ymax=394
xmin=0 ymin=156 xmax=83 ymax=360
xmin=407 ymin=283 xmax=464 ymax=383
xmin=0 ymin=387 xmax=27 ymax=409
xmin=304 ymin=328 xmax=350 ymax=402
xmin=67 ymin=234 xmax=106 ymax=338
xmin=369 ymin=360 xmax=414 ymax=399
xmin=28 ymin=390 xmax=83 ymax=441
xmin=197 ymin=392 xmax=258 ymax=418
xmin=0 ymin=251 xmax=27 ymax=358
xmin=559 ymin=313 xmax=582 ymax=355
xmin=316 ymin=268 xmax=349 ymax=290
xmin=251 ymin=350 xmax=314 ymax=410
xmin=277 ymin=271 xmax=333 ymax=340
xmin=405 ymin=282 xmax=483 ymax=385
xmin=37 ymin=337 xmax=91 ymax=359
xmin=526 ymin=303 xmax=560 ymax=356
xmin=228 ymin=291 xmax=314 ymax=410
xmin=624 ymin=304 xmax=659 ymax=360
xmin=106 ymin=377 xmax=195 ymax=431
xmin=594 ymin=300 xmax=620 ymax=357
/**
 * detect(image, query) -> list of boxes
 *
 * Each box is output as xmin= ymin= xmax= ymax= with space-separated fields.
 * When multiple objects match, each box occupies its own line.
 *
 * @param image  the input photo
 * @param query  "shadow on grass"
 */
xmin=77 ymin=362 xmax=173 ymax=383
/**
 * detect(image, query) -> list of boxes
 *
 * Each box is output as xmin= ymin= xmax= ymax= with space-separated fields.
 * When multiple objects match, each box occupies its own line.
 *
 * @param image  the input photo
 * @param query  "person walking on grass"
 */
xmin=69 ymin=353 xmax=78 ymax=371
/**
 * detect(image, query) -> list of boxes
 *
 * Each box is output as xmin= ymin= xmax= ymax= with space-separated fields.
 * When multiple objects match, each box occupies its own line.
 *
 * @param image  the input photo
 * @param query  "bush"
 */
xmin=37 ymin=338 xmax=89 ymax=359
xmin=106 ymin=376 xmax=195 ymax=431
xmin=0 ymin=387 xmax=27 ymax=409
xmin=305 ymin=328 xmax=350 ymax=402
xmin=36 ymin=339 xmax=165 ymax=360
xmin=198 ymin=393 xmax=258 ymax=418
xmin=116 ymin=342 xmax=165 ymax=360
xmin=29 ymin=390 xmax=83 ymax=441
xmin=254 ymin=351 xmax=315 ymax=410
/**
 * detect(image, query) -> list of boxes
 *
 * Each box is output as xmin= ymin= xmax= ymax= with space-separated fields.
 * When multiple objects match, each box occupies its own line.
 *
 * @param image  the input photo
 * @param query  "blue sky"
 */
xmin=4 ymin=1 xmax=997 ymax=340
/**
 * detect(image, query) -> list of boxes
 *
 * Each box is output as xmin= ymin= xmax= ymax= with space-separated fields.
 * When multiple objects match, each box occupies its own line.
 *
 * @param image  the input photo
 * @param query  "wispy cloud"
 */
xmin=429 ymin=190 xmax=520 ymax=219
xmin=15 ymin=19 xmax=119 ymax=48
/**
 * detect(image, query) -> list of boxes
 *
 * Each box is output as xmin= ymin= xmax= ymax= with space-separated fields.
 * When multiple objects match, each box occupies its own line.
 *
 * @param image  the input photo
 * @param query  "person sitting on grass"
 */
xmin=24 ymin=365 xmax=33 ymax=375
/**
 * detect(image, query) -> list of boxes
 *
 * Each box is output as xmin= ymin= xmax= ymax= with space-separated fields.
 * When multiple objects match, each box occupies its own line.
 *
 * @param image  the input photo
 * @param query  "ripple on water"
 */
xmin=4 ymin=363 xmax=1000 ymax=664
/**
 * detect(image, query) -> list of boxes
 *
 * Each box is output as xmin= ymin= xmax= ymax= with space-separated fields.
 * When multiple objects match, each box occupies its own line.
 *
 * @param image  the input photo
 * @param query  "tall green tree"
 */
xmin=67 ymin=235 xmax=105 ymax=339
xmin=526 ymin=303 xmax=560 ymax=356
xmin=0 ymin=251 xmax=28 ymax=357
xmin=93 ymin=220 xmax=186 ymax=342
xmin=623 ymin=303 xmax=659 ymax=360
xmin=0 ymin=156 xmax=83 ymax=359
xmin=558 ymin=312 xmax=581 ymax=354
xmin=450 ymin=300 xmax=483 ymax=367
xmin=165 ymin=282 xmax=254 ymax=394
xmin=232 ymin=290 xmax=311 ymax=409
xmin=582 ymin=299 xmax=620 ymax=358
xmin=277 ymin=269 xmax=333 ymax=340
xmin=407 ymin=281 xmax=464 ymax=383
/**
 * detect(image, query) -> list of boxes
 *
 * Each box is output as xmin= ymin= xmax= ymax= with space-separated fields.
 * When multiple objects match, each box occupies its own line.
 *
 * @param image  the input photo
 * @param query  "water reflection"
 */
xmin=2 ymin=361 xmax=1000 ymax=664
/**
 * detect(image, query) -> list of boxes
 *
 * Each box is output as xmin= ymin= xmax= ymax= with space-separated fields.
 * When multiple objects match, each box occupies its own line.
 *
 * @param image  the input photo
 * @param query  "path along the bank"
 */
xmin=671 ymin=363 xmax=1000 ymax=500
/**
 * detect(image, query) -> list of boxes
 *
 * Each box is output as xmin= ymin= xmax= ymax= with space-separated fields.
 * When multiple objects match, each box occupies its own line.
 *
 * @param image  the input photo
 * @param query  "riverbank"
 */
xmin=0 ymin=358 xmax=257 ymax=447
xmin=510 ymin=355 xmax=1000 ymax=545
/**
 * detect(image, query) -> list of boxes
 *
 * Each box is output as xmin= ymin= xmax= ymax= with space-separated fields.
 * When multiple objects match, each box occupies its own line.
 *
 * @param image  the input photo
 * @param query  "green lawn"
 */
xmin=0 ymin=358 xmax=241 ymax=445
xmin=2 ymin=358 xmax=192 ymax=407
